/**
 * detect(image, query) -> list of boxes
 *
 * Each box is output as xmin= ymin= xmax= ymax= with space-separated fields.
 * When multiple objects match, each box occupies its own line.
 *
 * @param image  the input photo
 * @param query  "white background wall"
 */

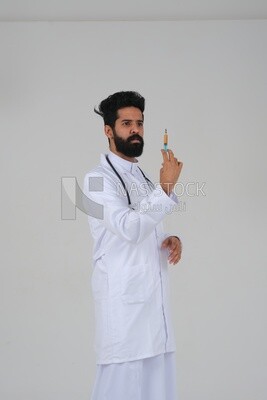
xmin=0 ymin=20 xmax=266 ymax=400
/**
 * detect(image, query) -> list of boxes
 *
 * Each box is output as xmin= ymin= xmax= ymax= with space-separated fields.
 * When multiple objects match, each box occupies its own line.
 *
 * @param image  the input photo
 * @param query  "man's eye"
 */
xmin=123 ymin=121 xmax=130 ymax=126
xmin=138 ymin=122 xmax=143 ymax=126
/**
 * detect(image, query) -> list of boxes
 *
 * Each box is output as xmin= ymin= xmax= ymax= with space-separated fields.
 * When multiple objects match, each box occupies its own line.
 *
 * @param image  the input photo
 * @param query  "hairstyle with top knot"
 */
xmin=94 ymin=91 xmax=145 ymax=129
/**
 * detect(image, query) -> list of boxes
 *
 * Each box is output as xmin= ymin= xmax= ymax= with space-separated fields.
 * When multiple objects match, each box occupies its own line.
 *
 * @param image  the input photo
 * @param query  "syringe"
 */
xmin=164 ymin=129 xmax=168 ymax=151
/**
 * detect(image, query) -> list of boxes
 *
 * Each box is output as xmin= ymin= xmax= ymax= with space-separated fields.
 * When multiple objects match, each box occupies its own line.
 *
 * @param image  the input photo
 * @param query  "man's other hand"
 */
xmin=161 ymin=236 xmax=182 ymax=265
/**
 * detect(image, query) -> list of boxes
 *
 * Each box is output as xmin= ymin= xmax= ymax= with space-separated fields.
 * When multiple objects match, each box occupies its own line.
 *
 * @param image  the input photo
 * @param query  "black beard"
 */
xmin=113 ymin=130 xmax=144 ymax=158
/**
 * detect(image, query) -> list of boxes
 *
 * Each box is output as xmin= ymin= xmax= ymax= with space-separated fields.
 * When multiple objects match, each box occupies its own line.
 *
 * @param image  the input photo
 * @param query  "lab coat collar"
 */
xmin=101 ymin=150 xmax=140 ymax=174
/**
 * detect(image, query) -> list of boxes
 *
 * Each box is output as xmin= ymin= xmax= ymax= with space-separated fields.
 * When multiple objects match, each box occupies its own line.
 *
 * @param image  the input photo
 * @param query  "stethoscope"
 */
xmin=105 ymin=155 xmax=154 ymax=206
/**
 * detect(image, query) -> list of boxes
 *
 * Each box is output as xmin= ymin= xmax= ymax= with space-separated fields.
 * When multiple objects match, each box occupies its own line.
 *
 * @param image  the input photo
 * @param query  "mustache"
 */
xmin=127 ymin=134 xmax=143 ymax=143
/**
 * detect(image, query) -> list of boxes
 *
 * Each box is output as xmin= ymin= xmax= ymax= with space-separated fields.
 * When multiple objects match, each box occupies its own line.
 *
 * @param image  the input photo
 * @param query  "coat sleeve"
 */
xmin=83 ymin=172 xmax=179 ymax=245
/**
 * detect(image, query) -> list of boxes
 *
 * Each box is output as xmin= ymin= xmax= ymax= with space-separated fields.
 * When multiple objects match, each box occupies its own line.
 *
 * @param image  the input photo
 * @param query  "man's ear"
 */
xmin=104 ymin=125 xmax=113 ymax=140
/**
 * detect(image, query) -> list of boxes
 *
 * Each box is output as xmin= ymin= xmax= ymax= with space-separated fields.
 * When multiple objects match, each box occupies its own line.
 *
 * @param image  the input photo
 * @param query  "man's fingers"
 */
xmin=169 ymin=244 xmax=182 ymax=263
xmin=166 ymin=236 xmax=182 ymax=264
xmin=161 ymin=149 xmax=169 ymax=162
xmin=161 ymin=149 xmax=177 ymax=163
xmin=169 ymin=254 xmax=181 ymax=265
xmin=168 ymin=149 xmax=175 ymax=162
xmin=167 ymin=150 xmax=182 ymax=166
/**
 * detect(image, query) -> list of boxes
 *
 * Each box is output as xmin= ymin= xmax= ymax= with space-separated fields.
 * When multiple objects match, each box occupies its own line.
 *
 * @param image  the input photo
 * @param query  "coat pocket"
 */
xmin=121 ymin=263 xmax=155 ymax=304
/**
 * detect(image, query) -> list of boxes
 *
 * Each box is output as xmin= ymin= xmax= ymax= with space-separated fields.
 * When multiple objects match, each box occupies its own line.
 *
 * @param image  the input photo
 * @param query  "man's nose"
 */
xmin=130 ymin=124 xmax=140 ymax=134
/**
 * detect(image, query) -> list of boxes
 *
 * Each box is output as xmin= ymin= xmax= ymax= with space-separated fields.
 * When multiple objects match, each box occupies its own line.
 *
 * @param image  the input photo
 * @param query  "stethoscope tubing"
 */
xmin=105 ymin=155 xmax=154 ymax=206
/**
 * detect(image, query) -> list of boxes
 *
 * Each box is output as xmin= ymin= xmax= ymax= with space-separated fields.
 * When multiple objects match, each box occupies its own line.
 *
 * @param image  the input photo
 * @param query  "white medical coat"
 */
xmin=83 ymin=151 xmax=178 ymax=364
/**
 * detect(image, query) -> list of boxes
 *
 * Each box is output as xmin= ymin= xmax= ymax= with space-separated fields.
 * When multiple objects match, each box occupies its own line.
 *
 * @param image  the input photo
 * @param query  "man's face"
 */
xmin=111 ymin=107 xmax=144 ymax=158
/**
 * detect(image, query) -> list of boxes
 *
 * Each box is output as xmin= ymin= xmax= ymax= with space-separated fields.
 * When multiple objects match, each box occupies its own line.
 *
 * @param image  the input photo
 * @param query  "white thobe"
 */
xmin=91 ymin=351 xmax=178 ymax=400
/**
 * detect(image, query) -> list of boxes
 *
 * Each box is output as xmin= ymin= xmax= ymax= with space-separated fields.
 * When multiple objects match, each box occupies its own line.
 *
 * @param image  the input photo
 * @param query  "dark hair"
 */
xmin=94 ymin=91 xmax=145 ymax=128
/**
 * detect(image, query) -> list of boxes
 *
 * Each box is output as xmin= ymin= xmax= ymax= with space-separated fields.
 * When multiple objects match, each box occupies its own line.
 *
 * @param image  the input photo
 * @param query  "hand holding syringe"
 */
xmin=160 ymin=128 xmax=183 ymax=195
